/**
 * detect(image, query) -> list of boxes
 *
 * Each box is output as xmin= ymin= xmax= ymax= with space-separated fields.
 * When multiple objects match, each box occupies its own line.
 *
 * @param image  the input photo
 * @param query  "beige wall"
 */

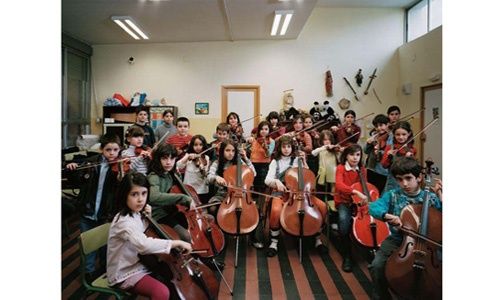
xmin=397 ymin=26 xmax=442 ymax=151
xmin=90 ymin=7 xmax=405 ymax=137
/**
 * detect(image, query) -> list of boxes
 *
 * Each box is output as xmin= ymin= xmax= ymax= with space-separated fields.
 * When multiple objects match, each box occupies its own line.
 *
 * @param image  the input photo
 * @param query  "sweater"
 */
xmin=312 ymin=146 xmax=338 ymax=185
xmin=154 ymin=122 xmax=177 ymax=143
xmin=334 ymin=163 xmax=367 ymax=206
xmin=147 ymin=172 xmax=192 ymax=221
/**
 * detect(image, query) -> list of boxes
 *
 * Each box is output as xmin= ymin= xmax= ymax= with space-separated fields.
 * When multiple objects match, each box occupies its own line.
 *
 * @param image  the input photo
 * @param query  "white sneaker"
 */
xmin=330 ymin=223 xmax=339 ymax=231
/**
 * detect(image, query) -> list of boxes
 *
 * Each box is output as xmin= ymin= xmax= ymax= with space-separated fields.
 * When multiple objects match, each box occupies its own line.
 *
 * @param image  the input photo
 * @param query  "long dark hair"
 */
xmin=319 ymin=130 xmax=336 ymax=153
xmin=257 ymin=121 xmax=271 ymax=139
xmin=149 ymin=143 xmax=177 ymax=175
xmin=216 ymin=140 xmax=238 ymax=176
xmin=339 ymin=144 xmax=363 ymax=166
xmin=275 ymin=135 xmax=296 ymax=160
xmin=187 ymin=135 xmax=208 ymax=154
xmin=117 ymin=171 xmax=150 ymax=217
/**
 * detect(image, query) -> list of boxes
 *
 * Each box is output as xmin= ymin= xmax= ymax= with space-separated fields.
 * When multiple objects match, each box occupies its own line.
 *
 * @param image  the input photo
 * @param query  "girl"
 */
xmin=247 ymin=121 xmax=275 ymax=248
xmin=283 ymin=115 xmax=313 ymax=154
xmin=303 ymin=114 xmax=320 ymax=174
xmin=334 ymin=144 xmax=368 ymax=272
xmin=311 ymin=130 xmax=339 ymax=200
xmin=380 ymin=121 xmax=416 ymax=193
xmin=176 ymin=135 xmax=211 ymax=204
xmin=331 ymin=110 xmax=361 ymax=149
xmin=264 ymin=136 xmax=328 ymax=257
xmin=122 ymin=126 xmax=151 ymax=175
xmin=207 ymin=140 xmax=257 ymax=213
xmin=266 ymin=111 xmax=286 ymax=140
xmin=226 ymin=112 xmax=245 ymax=141
xmin=107 ymin=171 xmax=192 ymax=299
xmin=147 ymin=144 xmax=196 ymax=242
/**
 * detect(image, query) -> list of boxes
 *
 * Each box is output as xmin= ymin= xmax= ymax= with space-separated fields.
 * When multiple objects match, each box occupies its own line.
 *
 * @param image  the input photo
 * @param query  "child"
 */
xmin=209 ymin=122 xmax=231 ymax=161
xmin=386 ymin=105 xmax=401 ymax=145
xmin=107 ymin=171 xmax=192 ymax=299
xmin=206 ymin=140 xmax=256 ymax=218
xmin=380 ymin=121 xmax=416 ymax=193
xmin=368 ymin=157 xmax=442 ymax=300
xmin=122 ymin=126 xmax=151 ymax=175
xmin=264 ymin=136 xmax=328 ymax=257
xmin=282 ymin=115 xmax=313 ymax=154
xmin=251 ymin=111 xmax=286 ymax=140
xmin=166 ymin=117 xmax=192 ymax=158
xmin=334 ymin=144 xmax=369 ymax=272
xmin=247 ymin=120 xmax=275 ymax=248
xmin=154 ymin=109 xmax=177 ymax=143
xmin=147 ymin=144 xmax=196 ymax=242
xmin=65 ymin=133 xmax=122 ymax=277
xmin=331 ymin=110 xmax=361 ymax=148
xmin=365 ymin=114 xmax=391 ymax=194
xmin=226 ymin=112 xmax=245 ymax=141
xmin=134 ymin=106 xmax=156 ymax=148
xmin=176 ymin=135 xmax=211 ymax=204
xmin=304 ymin=114 xmax=320 ymax=175
xmin=311 ymin=130 xmax=338 ymax=200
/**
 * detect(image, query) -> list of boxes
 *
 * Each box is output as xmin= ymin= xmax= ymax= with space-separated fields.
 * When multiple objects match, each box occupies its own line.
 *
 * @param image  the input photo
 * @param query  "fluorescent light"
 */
xmin=271 ymin=10 xmax=294 ymax=37
xmin=125 ymin=19 xmax=149 ymax=40
xmin=280 ymin=13 xmax=293 ymax=35
xmin=111 ymin=16 xmax=149 ymax=40
xmin=271 ymin=14 xmax=282 ymax=36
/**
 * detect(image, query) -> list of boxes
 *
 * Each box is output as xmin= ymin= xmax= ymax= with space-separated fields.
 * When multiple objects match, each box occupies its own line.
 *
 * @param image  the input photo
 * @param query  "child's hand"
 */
xmin=275 ymin=180 xmax=287 ymax=192
xmin=172 ymin=240 xmax=192 ymax=255
xmin=353 ymin=190 xmax=368 ymax=205
xmin=140 ymin=150 xmax=152 ymax=159
xmin=144 ymin=204 xmax=152 ymax=217
xmin=367 ymin=136 xmax=376 ymax=144
xmin=215 ymin=176 xmax=227 ymax=186
xmin=432 ymin=179 xmax=443 ymax=199
xmin=330 ymin=126 xmax=339 ymax=132
xmin=387 ymin=149 xmax=397 ymax=157
xmin=189 ymin=200 xmax=197 ymax=210
xmin=66 ymin=163 xmax=79 ymax=170
xmin=326 ymin=144 xmax=335 ymax=150
xmin=239 ymin=148 xmax=247 ymax=159
xmin=246 ymin=137 xmax=255 ymax=144
xmin=405 ymin=151 xmax=413 ymax=157
xmin=384 ymin=213 xmax=402 ymax=227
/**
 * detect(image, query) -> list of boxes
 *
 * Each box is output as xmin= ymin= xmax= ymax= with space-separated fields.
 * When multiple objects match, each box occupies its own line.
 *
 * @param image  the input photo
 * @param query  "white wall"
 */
xmin=91 ymin=7 xmax=404 ymax=137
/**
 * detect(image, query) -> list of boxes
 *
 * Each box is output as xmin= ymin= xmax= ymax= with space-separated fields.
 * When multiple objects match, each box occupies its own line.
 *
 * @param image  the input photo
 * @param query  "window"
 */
xmin=406 ymin=0 xmax=442 ymax=42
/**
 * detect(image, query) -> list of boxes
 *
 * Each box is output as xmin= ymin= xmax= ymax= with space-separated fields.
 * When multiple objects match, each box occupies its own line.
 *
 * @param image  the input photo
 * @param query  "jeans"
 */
xmin=80 ymin=217 xmax=107 ymax=273
xmin=337 ymin=203 xmax=353 ymax=258
xmin=368 ymin=235 xmax=402 ymax=300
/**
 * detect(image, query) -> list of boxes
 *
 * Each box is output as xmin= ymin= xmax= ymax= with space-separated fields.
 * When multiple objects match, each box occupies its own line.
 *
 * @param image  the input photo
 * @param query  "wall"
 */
xmin=398 ymin=26 xmax=442 ymax=151
xmin=90 ymin=7 xmax=405 ymax=139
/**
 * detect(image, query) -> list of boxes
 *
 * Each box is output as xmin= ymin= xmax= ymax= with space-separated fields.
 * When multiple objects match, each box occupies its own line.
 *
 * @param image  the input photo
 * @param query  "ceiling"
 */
xmin=62 ymin=0 xmax=417 ymax=45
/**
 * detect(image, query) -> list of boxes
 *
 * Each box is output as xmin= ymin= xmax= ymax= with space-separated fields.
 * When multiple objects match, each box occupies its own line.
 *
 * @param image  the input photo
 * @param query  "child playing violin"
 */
xmin=334 ymin=144 xmax=369 ymax=272
xmin=304 ymin=114 xmax=320 ymax=174
xmin=365 ymin=114 xmax=391 ymax=194
xmin=166 ymin=117 xmax=192 ymax=159
xmin=65 ymin=133 xmax=122 ymax=278
xmin=147 ymin=144 xmax=196 ymax=242
xmin=246 ymin=120 xmax=275 ymax=248
xmin=134 ymin=106 xmax=156 ymax=148
xmin=386 ymin=105 xmax=401 ymax=145
xmin=107 ymin=171 xmax=192 ymax=299
xmin=281 ymin=115 xmax=313 ymax=154
xmin=122 ymin=126 xmax=151 ymax=175
xmin=264 ymin=135 xmax=328 ymax=257
xmin=380 ymin=121 xmax=416 ymax=193
xmin=311 ymin=130 xmax=338 ymax=200
xmin=368 ymin=157 xmax=442 ymax=300
xmin=226 ymin=112 xmax=245 ymax=141
xmin=209 ymin=122 xmax=231 ymax=161
xmin=331 ymin=110 xmax=361 ymax=149
xmin=176 ymin=135 xmax=211 ymax=204
xmin=266 ymin=111 xmax=286 ymax=140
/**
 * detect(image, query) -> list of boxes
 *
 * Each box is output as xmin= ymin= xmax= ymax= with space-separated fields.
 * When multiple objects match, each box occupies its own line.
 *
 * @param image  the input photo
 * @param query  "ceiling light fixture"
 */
xmin=271 ymin=10 xmax=294 ymax=36
xmin=111 ymin=16 xmax=149 ymax=40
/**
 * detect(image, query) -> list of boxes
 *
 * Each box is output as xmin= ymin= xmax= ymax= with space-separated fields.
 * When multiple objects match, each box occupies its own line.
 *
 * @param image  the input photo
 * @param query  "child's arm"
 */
xmin=368 ymin=192 xmax=392 ymax=220
xmin=301 ymin=133 xmax=313 ymax=153
xmin=241 ymin=149 xmax=257 ymax=176
xmin=148 ymin=174 xmax=192 ymax=207
xmin=335 ymin=165 xmax=355 ymax=195
xmin=267 ymin=139 xmax=276 ymax=157
xmin=311 ymin=145 xmax=327 ymax=157
xmin=207 ymin=160 xmax=227 ymax=186
xmin=380 ymin=145 xmax=393 ymax=168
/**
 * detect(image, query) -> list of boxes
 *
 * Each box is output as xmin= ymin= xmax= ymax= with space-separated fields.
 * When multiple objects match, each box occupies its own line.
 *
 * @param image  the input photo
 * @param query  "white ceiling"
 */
xmin=62 ymin=0 xmax=417 ymax=45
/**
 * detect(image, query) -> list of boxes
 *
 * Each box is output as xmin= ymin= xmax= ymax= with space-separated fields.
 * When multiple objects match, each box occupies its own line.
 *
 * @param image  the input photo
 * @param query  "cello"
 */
xmin=280 ymin=140 xmax=323 ymax=262
xmin=351 ymin=169 xmax=390 ymax=253
xmin=142 ymin=213 xmax=220 ymax=300
xmin=170 ymin=172 xmax=225 ymax=258
xmin=385 ymin=159 xmax=442 ymax=299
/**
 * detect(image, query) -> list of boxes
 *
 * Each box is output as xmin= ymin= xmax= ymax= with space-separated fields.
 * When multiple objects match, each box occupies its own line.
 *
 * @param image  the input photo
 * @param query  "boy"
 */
xmin=368 ymin=157 xmax=442 ymax=300
xmin=154 ymin=109 xmax=177 ymax=143
xmin=122 ymin=126 xmax=150 ymax=175
xmin=165 ymin=117 xmax=192 ymax=158
xmin=386 ymin=105 xmax=400 ymax=146
xmin=65 ymin=133 xmax=122 ymax=278
xmin=134 ymin=106 xmax=156 ymax=148
xmin=208 ymin=122 xmax=230 ymax=161
xmin=365 ymin=114 xmax=390 ymax=193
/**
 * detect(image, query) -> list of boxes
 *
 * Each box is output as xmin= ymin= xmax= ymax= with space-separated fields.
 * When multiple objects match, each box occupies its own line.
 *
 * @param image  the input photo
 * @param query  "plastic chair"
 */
xmin=79 ymin=223 xmax=130 ymax=299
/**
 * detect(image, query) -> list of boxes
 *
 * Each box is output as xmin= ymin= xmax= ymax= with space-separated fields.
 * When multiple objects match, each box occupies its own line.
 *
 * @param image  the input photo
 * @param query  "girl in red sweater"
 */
xmin=334 ymin=144 xmax=368 ymax=272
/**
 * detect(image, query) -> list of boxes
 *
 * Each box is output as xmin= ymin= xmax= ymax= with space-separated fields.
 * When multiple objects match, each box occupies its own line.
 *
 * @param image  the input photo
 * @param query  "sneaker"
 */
xmin=252 ymin=241 xmax=264 ymax=249
xmin=267 ymin=246 xmax=278 ymax=257
xmin=330 ymin=223 xmax=339 ymax=231
xmin=316 ymin=243 xmax=328 ymax=255
xmin=342 ymin=258 xmax=353 ymax=272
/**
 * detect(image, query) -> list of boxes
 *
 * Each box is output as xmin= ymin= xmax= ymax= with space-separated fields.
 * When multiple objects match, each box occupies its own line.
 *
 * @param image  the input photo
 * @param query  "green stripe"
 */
xmin=300 ymin=247 xmax=327 ymax=299
xmin=232 ymin=235 xmax=247 ymax=297
xmin=276 ymin=234 xmax=300 ymax=299
xmin=256 ymin=242 xmax=272 ymax=296
xmin=320 ymin=239 xmax=355 ymax=299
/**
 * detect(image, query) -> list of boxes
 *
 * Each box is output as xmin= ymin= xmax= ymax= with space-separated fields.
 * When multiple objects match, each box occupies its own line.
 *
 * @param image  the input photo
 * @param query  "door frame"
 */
xmin=419 ymin=83 xmax=442 ymax=164
xmin=221 ymin=85 xmax=260 ymax=128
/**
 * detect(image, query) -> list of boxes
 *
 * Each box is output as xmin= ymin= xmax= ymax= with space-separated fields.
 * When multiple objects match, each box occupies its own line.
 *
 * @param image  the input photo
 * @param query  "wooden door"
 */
xmin=420 ymin=84 xmax=442 ymax=178
xmin=221 ymin=85 xmax=260 ymax=135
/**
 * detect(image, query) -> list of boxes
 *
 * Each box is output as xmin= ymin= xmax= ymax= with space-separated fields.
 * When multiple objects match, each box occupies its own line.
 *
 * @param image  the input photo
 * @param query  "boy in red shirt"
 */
xmin=165 ymin=117 xmax=192 ymax=159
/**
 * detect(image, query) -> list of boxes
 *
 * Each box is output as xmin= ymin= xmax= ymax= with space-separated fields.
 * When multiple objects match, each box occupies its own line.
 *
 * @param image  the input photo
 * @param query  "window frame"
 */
xmin=405 ymin=0 xmax=441 ymax=43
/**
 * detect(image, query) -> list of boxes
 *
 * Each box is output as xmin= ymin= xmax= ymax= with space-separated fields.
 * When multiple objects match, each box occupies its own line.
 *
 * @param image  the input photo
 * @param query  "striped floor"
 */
xmin=62 ymin=216 xmax=374 ymax=299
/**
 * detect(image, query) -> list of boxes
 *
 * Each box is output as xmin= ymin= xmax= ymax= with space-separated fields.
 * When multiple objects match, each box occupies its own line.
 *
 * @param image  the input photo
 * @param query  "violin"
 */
xmin=384 ymin=159 xmax=442 ymax=299
xmin=141 ymin=213 xmax=220 ymax=300
xmin=217 ymin=144 xmax=259 ymax=236
xmin=170 ymin=173 xmax=225 ymax=258
xmin=351 ymin=169 xmax=390 ymax=249
xmin=280 ymin=141 xmax=323 ymax=238
xmin=256 ymin=136 xmax=270 ymax=158
xmin=134 ymin=145 xmax=152 ymax=159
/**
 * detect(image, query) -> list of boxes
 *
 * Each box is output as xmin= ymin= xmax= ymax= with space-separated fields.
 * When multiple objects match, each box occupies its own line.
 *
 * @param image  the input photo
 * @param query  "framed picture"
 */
xmin=195 ymin=102 xmax=209 ymax=115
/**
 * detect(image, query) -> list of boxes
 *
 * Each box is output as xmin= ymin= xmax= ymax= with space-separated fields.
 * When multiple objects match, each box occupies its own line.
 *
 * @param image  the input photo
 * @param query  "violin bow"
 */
xmin=395 ymin=118 xmax=439 ymax=152
xmin=334 ymin=131 xmax=360 ymax=147
xmin=399 ymin=108 xmax=425 ymax=122
xmin=356 ymin=112 xmax=375 ymax=122
xmin=63 ymin=157 xmax=130 ymax=171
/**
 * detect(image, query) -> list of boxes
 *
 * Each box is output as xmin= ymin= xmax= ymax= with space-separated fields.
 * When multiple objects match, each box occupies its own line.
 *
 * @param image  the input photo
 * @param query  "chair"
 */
xmin=79 ymin=223 xmax=130 ymax=299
